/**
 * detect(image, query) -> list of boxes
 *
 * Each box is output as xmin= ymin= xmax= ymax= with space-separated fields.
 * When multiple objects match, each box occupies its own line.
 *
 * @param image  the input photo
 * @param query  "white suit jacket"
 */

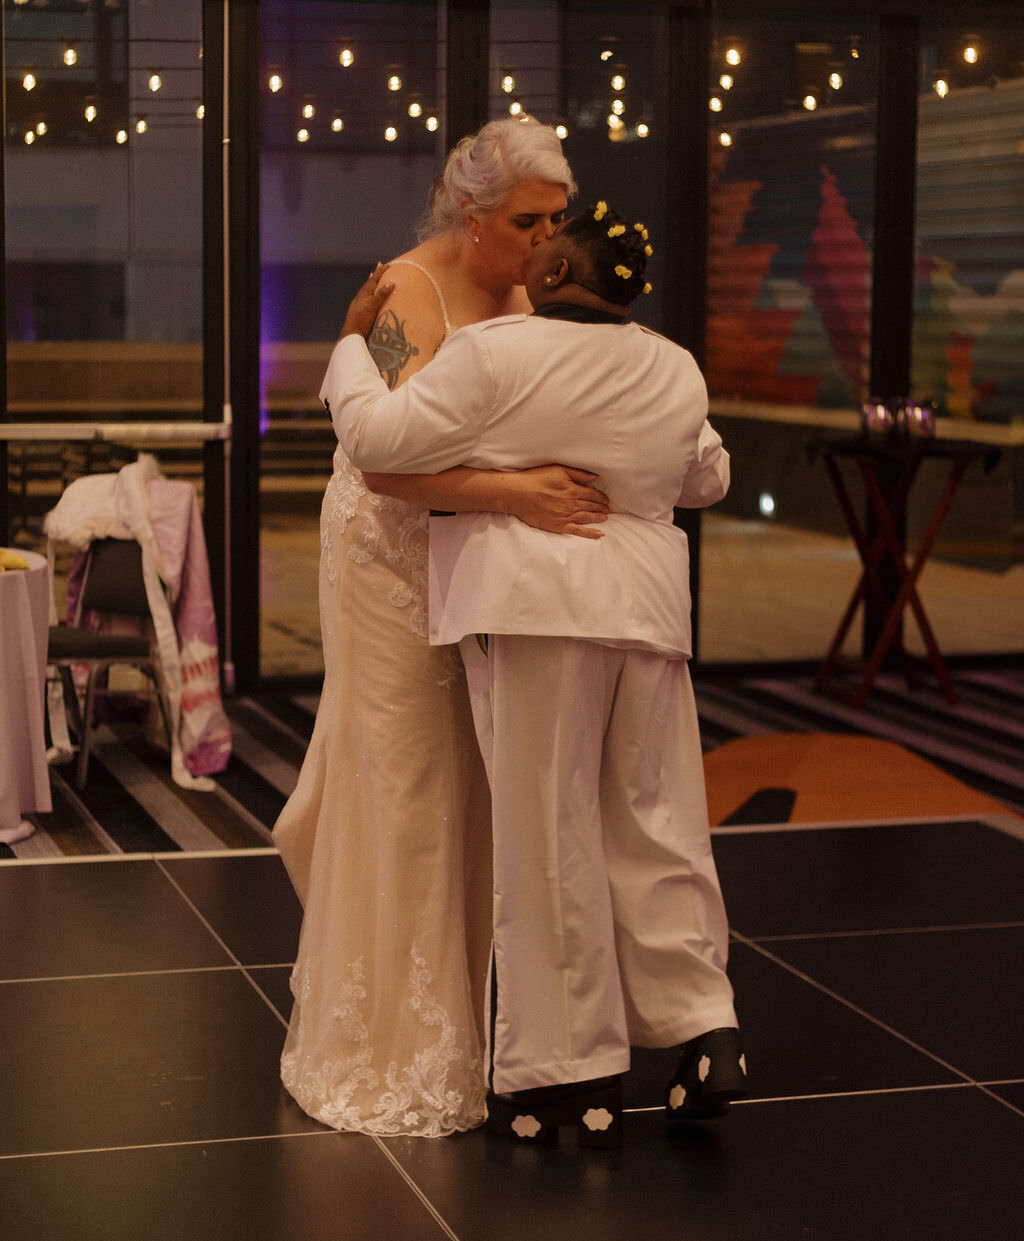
xmin=323 ymin=312 xmax=729 ymax=658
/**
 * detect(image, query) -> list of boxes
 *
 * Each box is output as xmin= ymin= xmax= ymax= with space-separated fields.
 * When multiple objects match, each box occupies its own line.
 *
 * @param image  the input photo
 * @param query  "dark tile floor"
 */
xmin=2 ymin=818 xmax=1022 ymax=1241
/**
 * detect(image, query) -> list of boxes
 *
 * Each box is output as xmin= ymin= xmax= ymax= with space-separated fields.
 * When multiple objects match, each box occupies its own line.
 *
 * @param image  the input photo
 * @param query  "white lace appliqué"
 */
xmin=281 ymin=948 xmax=485 ymax=1138
xmin=321 ymin=453 xmax=430 ymax=638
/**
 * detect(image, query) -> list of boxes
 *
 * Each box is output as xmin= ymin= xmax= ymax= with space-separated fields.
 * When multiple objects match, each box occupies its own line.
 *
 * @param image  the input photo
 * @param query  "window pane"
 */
xmin=258 ymin=0 xmax=444 ymax=678
xmin=490 ymin=1 xmax=667 ymax=331
xmin=914 ymin=22 xmax=1024 ymax=424
xmin=701 ymin=15 xmax=878 ymax=662
xmin=5 ymin=0 xmax=204 ymax=606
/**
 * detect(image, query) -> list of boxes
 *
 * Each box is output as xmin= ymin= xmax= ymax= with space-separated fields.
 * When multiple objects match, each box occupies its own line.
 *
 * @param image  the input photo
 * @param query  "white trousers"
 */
xmin=460 ymin=634 xmax=738 ymax=1094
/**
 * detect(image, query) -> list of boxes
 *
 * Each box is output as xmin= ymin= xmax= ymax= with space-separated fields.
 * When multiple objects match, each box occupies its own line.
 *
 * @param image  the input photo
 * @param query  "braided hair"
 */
xmin=560 ymin=202 xmax=653 ymax=304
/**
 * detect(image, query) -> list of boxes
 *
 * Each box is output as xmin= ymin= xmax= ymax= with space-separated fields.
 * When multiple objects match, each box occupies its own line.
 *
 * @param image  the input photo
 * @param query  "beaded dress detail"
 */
xmin=274 ymin=267 xmax=492 ymax=1136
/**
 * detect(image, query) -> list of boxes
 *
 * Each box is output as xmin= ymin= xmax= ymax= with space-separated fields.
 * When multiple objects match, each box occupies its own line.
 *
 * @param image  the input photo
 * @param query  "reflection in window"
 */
xmin=490 ymin=2 xmax=664 ymax=331
xmin=706 ymin=19 xmax=877 ymax=410
xmin=914 ymin=24 xmax=1024 ymax=423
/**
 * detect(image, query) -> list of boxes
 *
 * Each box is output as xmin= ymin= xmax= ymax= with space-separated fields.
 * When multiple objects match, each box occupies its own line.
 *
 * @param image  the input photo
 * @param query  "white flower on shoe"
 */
xmin=698 ymin=1054 xmax=711 ymax=1083
xmin=581 ymin=1107 xmax=614 ymax=1132
xmin=668 ymin=1084 xmax=687 ymax=1110
xmin=512 ymin=1114 xmax=542 ymax=1139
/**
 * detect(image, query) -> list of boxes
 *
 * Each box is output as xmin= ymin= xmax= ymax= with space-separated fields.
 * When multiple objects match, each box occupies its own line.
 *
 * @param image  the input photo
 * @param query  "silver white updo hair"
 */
xmin=423 ymin=117 xmax=576 ymax=237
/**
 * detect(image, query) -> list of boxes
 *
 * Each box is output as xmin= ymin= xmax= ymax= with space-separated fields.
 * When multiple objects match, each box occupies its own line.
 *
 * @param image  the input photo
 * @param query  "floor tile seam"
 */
xmin=625 ymin=1080 xmax=981 ymax=1113
xmin=0 ymin=846 xmax=280 ymax=868
xmin=0 ymin=1127 xmax=345 ymax=1164
xmin=742 ymin=920 xmax=1024 ymax=943
xmin=978 ymin=1085 xmax=1024 ymax=1120
xmin=731 ymin=931 xmax=979 ymax=1086
xmin=0 ymin=962 xmax=296 ymax=986
xmin=371 ymin=1138 xmax=462 ymax=1241
xmin=153 ymin=859 xmax=291 ymax=1033
xmin=710 ymin=813 xmax=1002 ymax=835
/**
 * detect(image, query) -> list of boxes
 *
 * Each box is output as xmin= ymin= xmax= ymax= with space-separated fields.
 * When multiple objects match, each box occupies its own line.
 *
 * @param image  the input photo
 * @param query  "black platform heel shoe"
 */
xmin=485 ymin=1075 xmax=624 ymax=1149
xmin=666 ymin=1027 xmax=747 ymax=1120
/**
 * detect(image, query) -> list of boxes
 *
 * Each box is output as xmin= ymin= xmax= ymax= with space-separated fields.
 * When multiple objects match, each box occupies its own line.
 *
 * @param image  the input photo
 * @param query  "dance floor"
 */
xmin=2 ymin=814 xmax=1022 ymax=1240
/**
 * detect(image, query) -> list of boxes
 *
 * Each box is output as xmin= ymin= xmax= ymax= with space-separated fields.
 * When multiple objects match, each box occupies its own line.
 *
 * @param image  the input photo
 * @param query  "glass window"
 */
xmin=490 ymin=1 xmax=667 ymax=331
xmin=258 ymin=0 xmax=445 ymax=677
xmin=700 ymin=14 xmax=879 ymax=663
xmin=914 ymin=22 xmax=1024 ymax=424
xmin=4 ymin=0 xmax=204 ymax=611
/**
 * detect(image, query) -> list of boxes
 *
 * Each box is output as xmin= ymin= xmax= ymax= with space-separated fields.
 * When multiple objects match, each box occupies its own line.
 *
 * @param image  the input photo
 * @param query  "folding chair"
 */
xmin=47 ymin=537 xmax=173 ymax=787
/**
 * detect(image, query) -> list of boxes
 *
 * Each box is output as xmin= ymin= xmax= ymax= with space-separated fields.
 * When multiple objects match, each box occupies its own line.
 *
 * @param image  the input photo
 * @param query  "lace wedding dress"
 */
xmin=274 ymin=443 xmax=493 ymax=1136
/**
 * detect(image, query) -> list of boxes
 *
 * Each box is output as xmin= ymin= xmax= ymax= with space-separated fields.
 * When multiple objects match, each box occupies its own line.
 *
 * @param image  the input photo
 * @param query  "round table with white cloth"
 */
xmin=0 ymin=549 xmax=52 ymax=843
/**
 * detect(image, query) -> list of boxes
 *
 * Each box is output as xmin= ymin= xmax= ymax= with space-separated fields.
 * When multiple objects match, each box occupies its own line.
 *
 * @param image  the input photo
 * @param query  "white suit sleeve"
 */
xmin=676 ymin=421 xmax=730 ymax=508
xmin=321 ymin=331 xmax=491 ymax=473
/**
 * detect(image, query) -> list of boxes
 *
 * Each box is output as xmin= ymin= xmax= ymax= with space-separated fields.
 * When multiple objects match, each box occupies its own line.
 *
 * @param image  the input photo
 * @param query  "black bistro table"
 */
xmin=807 ymin=433 xmax=1000 ymax=707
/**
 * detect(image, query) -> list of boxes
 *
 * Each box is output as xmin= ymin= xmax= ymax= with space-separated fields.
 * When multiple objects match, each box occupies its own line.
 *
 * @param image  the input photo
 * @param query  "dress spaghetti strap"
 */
xmin=389 ymin=259 xmax=454 ymax=340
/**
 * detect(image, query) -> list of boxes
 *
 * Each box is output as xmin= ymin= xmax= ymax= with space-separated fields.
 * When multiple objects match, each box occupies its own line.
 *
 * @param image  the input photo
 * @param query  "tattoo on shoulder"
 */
xmin=367 ymin=309 xmax=420 ymax=388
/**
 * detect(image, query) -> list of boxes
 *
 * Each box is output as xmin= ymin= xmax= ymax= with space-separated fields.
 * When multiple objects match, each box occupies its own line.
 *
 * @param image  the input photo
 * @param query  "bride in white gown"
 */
xmin=274 ymin=119 xmax=606 ymax=1136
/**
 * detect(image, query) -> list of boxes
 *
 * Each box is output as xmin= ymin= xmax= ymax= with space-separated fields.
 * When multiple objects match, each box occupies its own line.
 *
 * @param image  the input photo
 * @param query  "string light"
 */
xmin=268 ymin=72 xmax=283 ymax=93
xmin=611 ymin=98 xmax=625 ymax=115
xmin=339 ymin=48 xmax=354 ymax=67
xmin=425 ymin=115 xmax=439 ymax=132
xmin=135 ymin=117 xmax=147 ymax=134
xmin=36 ymin=121 xmax=47 ymax=136
xmin=23 ymin=72 xmax=37 ymax=91
xmin=637 ymin=122 xmax=650 ymax=137
xmin=84 ymin=103 xmax=98 ymax=122
xmin=802 ymin=92 xmax=818 ymax=111
xmin=962 ymin=43 xmax=979 ymax=65
xmin=116 ymin=129 xmax=128 ymax=144
xmin=302 ymin=102 xmax=315 ymax=119
xmin=148 ymin=72 xmax=162 ymax=92
xmin=934 ymin=77 xmax=950 ymax=98
xmin=502 ymin=74 xmax=515 ymax=93
xmin=408 ymin=101 xmax=422 ymax=118
xmin=25 ymin=130 xmax=36 ymax=145
xmin=509 ymin=100 xmax=523 ymax=116
xmin=600 ymin=50 xmax=613 ymax=62
xmin=297 ymin=128 xmax=310 ymax=143
xmin=607 ymin=114 xmax=624 ymax=131
xmin=829 ymin=71 xmax=843 ymax=90
xmin=725 ymin=47 xmax=741 ymax=66
xmin=719 ymin=131 xmax=733 ymax=146
xmin=555 ymin=123 xmax=568 ymax=140
xmin=385 ymin=125 xmax=398 ymax=142
xmin=332 ymin=114 xmax=344 ymax=132
xmin=63 ymin=45 xmax=78 ymax=67
xmin=387 ymin=74 xmax=402 ymax=92
xmin=611 ymin=74 xmax=625 ymax=91
xmin=709 ymin=96 xmax=723 ymax=112
xmin=719 ymin=74 xmax=733 ymax=90
xmin=196 ymin=102 xmax=205 ymax=119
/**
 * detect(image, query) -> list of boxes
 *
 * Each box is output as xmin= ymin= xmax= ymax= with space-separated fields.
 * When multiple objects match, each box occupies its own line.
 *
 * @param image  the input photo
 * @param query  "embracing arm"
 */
xmin=329 ymin=264 xmax=608 ymax=535
xmin=363 ymin=464 xmax=608 ymax=539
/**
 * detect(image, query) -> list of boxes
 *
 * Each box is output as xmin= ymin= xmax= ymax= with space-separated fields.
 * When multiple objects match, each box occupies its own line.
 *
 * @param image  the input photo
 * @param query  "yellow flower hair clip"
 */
xmin=643 ymin=282 xmax=653 ymax=294
xmin=593 ymin=201 xmax=608 ymax=221
xmin=615 ymin=264 xmax=633 ymax=279
xmin=644 ymin=244 xmax=653 ymax=256
xmin=634 ymin=222 xmax=646 ymax=233
xmin=607 ymin=223 xmax=626 ymax=238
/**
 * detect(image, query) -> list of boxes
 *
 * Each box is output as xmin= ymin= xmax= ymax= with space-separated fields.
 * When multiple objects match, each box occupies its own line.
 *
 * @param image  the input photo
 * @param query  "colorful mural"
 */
xmin=707 ymin=80 xmax=1024 ymax=424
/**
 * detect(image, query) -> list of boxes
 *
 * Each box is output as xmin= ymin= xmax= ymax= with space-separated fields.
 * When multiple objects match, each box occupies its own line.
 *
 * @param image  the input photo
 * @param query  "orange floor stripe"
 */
xmin=703 ymin=733 xmax=1021 ymax=825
